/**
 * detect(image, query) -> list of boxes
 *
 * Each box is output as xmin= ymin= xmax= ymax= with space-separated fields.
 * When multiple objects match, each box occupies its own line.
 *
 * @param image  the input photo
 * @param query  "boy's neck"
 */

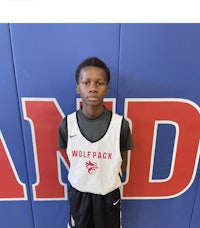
xmin=81 ymin=105 xmax=105 ymax=119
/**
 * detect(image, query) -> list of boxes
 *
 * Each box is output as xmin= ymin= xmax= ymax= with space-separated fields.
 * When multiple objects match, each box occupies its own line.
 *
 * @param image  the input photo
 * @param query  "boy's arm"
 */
xmin=121 ymin=150 xmax=128 ymax=174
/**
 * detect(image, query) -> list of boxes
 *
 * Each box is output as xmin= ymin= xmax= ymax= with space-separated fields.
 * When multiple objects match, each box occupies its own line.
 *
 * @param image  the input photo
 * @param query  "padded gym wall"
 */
xmin=0 ymin=23 xmax=199 ymax=228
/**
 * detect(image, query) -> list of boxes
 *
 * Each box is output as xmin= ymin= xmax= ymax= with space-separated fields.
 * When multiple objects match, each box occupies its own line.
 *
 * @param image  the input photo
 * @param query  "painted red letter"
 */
xmin=123 ymin=99 xmax=200 ymax=199
xmin=0 ymin=131 xmax=26 ymax=199
xmin=22 ymin=98 xmax=69 ymax=200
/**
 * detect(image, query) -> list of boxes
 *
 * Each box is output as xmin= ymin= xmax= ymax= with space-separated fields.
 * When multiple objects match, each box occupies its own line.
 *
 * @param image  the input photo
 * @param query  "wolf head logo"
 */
xmin=86 ymin=161 xmax=98 ymax=174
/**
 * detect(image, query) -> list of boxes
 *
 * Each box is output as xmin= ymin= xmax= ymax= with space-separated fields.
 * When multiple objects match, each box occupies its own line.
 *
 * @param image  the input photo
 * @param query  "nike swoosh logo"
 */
xmin=69 ymin=134 xmax=77 ymax=138
xmin=113 ymin=199 xmax=120 ymax=206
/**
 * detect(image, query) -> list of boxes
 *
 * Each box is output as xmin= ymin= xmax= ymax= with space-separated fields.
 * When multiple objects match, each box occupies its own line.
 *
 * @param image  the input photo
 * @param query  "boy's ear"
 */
xmin=106 ymin=86 xmax=109 ymax=95
xmin=76 ymin=85 xmax=79 ymax=94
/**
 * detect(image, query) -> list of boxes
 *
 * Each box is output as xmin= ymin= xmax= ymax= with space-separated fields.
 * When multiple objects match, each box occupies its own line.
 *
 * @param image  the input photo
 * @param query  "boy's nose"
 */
xmin=89 ymin=83 xmax=98 ymax=92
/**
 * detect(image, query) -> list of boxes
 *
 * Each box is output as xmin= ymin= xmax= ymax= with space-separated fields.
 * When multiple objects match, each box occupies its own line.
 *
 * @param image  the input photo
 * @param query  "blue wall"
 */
xmin=0 ymin=23 xmax=199 ymax=228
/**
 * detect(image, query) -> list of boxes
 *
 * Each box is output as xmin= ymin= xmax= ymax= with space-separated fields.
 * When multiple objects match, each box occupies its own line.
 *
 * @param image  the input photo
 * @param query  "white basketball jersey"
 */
xmin=67 ymin=111 xmax=123 ymax=195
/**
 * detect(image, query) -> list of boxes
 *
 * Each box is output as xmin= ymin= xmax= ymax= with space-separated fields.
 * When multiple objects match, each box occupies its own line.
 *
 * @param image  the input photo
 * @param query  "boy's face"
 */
xmin=76 ymin=66 xmax=109 ymax=107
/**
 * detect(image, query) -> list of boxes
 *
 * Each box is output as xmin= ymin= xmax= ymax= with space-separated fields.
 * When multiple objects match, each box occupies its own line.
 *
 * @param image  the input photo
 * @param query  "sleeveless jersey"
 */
xmin=67 ymin=111 xmax=123 ymax=195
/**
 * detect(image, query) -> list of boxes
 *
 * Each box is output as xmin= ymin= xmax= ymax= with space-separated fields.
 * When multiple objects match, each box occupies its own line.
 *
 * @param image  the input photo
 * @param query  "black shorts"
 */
xmin=68 ymin=185 xmax=121 ymax=228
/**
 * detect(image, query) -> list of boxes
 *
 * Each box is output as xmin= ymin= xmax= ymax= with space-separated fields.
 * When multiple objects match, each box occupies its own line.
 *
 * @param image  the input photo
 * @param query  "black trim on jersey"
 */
xmin=75 ymin=110 xmax=113 ymax=143
xmin=119 ymin=172 xmax=122 ymax=182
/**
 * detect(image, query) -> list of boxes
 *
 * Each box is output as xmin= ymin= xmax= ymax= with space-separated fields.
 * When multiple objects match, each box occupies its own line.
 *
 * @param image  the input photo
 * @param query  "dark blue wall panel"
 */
xmin=9 ymin=23 xmax=120 ymax=228
xmin=0 ymin=24 xmax=34 ymax=228
xmin=118 ymin=23 xmax=200 ymax=228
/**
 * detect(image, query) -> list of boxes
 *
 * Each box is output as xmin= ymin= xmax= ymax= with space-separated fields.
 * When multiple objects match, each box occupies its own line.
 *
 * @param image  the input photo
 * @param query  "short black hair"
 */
xmin=75 ymin=57 xmax=110 ymax=84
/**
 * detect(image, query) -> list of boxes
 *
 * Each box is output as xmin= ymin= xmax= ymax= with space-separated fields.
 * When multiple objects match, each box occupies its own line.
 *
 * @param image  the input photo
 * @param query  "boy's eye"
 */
xmin=82 ymin=81 xmax=90 ymax=86
xmin=97 ymin=82 xmax=105 ymax=86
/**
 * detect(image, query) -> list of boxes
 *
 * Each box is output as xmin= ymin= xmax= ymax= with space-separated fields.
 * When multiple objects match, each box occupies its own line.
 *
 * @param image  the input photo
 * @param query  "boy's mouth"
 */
xmin=88 ymin=97 xmax=98 ymax=101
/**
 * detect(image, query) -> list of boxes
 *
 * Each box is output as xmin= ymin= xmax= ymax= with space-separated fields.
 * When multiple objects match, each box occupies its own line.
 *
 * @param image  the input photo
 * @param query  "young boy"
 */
xmin=58 ymin=57 xmax=133 ymax=228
